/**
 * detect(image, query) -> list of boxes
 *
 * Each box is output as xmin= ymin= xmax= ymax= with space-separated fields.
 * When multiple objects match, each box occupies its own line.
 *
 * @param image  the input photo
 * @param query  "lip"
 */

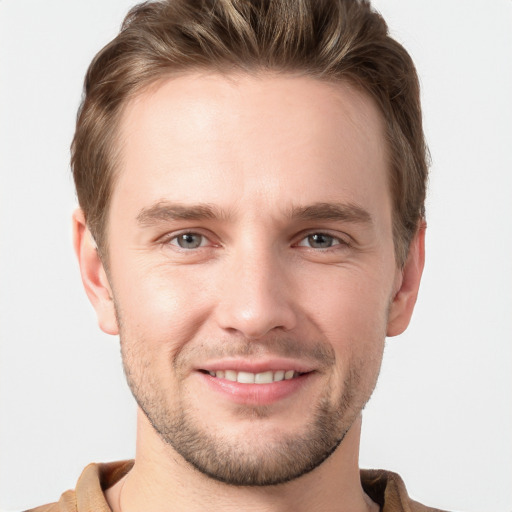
xmin=198 ymin=357 xmax=316 ymax=374
xmin=195 ymin=364 xmax=316 ymax=406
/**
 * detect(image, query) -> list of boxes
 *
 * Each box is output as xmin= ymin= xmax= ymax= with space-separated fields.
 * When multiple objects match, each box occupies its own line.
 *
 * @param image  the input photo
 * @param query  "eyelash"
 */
xmin=296 ymin=232 xmax=350 ymax=250
xmin=161 ymin=231 xmax=214 ymax=250
xmin=160 ymin=230 xmax=350 ymax=251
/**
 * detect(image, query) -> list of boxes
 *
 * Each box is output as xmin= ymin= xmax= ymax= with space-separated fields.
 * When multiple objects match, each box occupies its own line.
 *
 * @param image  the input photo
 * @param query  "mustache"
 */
xmin=173 ymin=336 xmax=336 ymax=369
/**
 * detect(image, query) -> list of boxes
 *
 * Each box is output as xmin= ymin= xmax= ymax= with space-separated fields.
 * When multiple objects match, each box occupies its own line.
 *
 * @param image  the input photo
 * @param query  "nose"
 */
xmin=214 ymin=244 xmax=298 ymax=339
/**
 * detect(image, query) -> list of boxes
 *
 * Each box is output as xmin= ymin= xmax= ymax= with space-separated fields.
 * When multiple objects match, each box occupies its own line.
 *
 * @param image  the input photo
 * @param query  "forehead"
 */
xmin=113 ymin=72 xmax=390 ymax=224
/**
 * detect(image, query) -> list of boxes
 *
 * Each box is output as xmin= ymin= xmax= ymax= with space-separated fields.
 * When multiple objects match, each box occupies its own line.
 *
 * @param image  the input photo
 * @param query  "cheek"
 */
xmin=112 ymin=259 xmax=214 ymax=357
xmin=301 ymin=265 xmax=392 ymax=336
xmin=296 ymin=264 xmax=391 ymax=387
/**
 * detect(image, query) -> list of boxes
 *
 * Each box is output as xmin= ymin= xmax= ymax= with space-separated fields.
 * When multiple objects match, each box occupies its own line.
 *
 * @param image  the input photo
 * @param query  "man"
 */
xmin=28 ymin=0 xmax=439 ymax=510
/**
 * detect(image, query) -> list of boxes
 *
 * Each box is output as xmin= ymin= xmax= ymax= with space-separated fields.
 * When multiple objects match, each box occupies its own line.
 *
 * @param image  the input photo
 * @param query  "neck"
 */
xmin=106 ymin=409 xmax=377 ymax=512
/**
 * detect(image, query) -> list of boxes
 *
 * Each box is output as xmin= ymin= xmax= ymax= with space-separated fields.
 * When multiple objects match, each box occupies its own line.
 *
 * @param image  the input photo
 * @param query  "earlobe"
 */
xmin=386 ymin=221 xmax=426 ymax=337
xmin=72 ymin=209 xmax=119 ymax=335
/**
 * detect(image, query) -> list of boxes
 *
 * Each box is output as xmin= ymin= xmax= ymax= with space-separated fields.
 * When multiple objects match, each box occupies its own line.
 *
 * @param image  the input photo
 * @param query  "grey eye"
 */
xmin=298 ymin=233 xmax=340 ymax=249
xmin=307 ymin=234 xmax=335 ymax=248
xmin=173 ymin=233 xmax=205 ymax=249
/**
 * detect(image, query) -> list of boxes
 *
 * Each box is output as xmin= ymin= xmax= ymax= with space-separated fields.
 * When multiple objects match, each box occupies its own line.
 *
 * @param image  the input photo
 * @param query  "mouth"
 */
xmin=200 ymin=369 xmax=305 ymax=384
xmin=196 ymin=366 xmax=314 ymax=405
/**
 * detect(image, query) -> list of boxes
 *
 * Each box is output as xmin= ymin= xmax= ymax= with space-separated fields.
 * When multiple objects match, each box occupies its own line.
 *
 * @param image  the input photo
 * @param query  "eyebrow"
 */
xmin=137 ymin=201 xmax=223 ymax=225
xmin=136 ymin=200 xmax=372 ymax=226
xmin=289 ymin=202 xmax=373 ymax=225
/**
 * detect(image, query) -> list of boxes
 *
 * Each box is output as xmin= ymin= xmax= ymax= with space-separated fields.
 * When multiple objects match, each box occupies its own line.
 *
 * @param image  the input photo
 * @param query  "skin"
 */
xmin=74 ymin=72 xmax=425 ymax=512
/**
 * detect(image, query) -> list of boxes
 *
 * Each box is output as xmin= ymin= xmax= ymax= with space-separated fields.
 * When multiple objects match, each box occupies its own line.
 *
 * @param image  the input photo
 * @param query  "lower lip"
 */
xmin=197 ymin=372 xmax=314 ymax=405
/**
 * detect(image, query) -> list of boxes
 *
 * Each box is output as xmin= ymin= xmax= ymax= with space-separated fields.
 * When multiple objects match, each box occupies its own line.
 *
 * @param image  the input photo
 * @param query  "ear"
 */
xmin=72 ymin=208 xmax=119 ymax=335
xmin=386 ymin=221 xmax=426 ymax=337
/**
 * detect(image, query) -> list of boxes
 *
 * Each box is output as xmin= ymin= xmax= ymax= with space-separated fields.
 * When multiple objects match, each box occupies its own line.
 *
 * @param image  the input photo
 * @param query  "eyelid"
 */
xmin=156 ymin=228 xmax=351 ymax=250
xmin=171 ymin=234 xmax=208 ymax=249
xmin=158 ymin=229 xmax=218 ymax=248
xmin=294 ymin=230 xmax=351 ymax=248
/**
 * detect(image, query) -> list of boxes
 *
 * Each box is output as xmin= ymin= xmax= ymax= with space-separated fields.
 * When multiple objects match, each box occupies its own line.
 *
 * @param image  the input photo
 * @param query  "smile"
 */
xmin=197 ymin=367 xmax=314 ymax=405
xmin=204 ymin=370 xmax=303 ymax=384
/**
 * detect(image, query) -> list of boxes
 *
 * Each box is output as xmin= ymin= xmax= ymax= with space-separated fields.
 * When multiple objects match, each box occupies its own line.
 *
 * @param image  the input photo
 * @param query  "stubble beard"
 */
xmin=152 ymin=379 xmax=360 ymax=486
xmin=120 ymin=332 xmax=381 ymax=487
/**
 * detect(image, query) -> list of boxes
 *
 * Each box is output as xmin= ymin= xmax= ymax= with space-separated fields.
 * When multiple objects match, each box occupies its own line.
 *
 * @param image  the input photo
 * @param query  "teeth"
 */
xmin=274 ymin=370 xmax=285 ymax=382
xmin=225 ymin=370 xmax=237 ymax=382
xmin=254 ymin=371 xmax=273 ymax=384
xmin=237 ymin=371 xmax=255 ymax=384
xmin=207 ymin=369 xmax=301 ymax=383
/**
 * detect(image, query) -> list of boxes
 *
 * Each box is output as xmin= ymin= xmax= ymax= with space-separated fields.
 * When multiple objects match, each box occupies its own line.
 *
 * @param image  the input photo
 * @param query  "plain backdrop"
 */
xmin=1 ymin=1 xmax=511 ymax=511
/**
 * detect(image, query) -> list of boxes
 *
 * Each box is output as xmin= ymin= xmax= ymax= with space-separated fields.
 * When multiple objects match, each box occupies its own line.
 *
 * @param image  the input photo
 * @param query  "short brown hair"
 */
xmin=72 ymin=0 xmax=428 ymax=266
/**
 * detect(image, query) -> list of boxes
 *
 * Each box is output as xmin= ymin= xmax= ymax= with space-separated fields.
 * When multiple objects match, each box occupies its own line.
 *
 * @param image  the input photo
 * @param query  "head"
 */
xmin=72 ymin=0 xmax=428 ymax=268
xmin=73 ymin=0 xmax=427 ymax=488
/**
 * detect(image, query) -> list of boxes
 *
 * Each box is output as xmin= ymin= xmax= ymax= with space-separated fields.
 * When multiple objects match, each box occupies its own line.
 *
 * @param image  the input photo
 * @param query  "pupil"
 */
xmin=309 ymin=234 xmax=332 ymax=248
xmin=179 ymin=234 xmax=201 ymax=248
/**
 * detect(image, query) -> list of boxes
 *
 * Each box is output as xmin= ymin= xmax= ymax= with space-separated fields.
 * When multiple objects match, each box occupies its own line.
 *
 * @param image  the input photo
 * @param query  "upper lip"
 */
xmin=197 ymin=358 xmax=316 ymax=374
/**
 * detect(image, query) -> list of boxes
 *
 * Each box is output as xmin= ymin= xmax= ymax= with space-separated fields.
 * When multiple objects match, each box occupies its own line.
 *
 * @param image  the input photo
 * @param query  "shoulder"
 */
xmin=361 ymin=469 xmax=450 ymax=512
xmin=23 ymin=460 xmax=133 ymax=512
xmin=24 ymin=489 xmax=75 ymax=512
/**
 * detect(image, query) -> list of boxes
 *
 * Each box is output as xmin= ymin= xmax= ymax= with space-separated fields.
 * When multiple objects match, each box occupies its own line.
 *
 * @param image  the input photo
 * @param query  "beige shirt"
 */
xmin=25 ymin=460 xmax=447 ymax=512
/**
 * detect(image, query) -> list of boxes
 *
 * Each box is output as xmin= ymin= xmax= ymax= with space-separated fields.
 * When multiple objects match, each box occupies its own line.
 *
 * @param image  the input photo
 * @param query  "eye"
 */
xmin=297 ymin=233 xmax=345 ymax=249
xmin=169 ymin=232 xmax=208 ymax=249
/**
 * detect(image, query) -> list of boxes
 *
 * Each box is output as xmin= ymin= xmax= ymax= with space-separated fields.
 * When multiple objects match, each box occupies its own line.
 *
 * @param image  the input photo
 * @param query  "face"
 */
xmin=78 ymin=73 xmax=422 ymax=486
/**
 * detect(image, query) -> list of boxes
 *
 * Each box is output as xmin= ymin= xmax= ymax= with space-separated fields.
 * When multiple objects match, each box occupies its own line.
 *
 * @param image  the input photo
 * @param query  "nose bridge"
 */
xmin=215 ymin=235 xmax=297 ymax=339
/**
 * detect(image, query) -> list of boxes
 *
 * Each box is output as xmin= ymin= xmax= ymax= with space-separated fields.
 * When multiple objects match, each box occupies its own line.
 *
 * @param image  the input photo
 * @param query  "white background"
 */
xmin=0 ymin=1 xmax=511 ymax=511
